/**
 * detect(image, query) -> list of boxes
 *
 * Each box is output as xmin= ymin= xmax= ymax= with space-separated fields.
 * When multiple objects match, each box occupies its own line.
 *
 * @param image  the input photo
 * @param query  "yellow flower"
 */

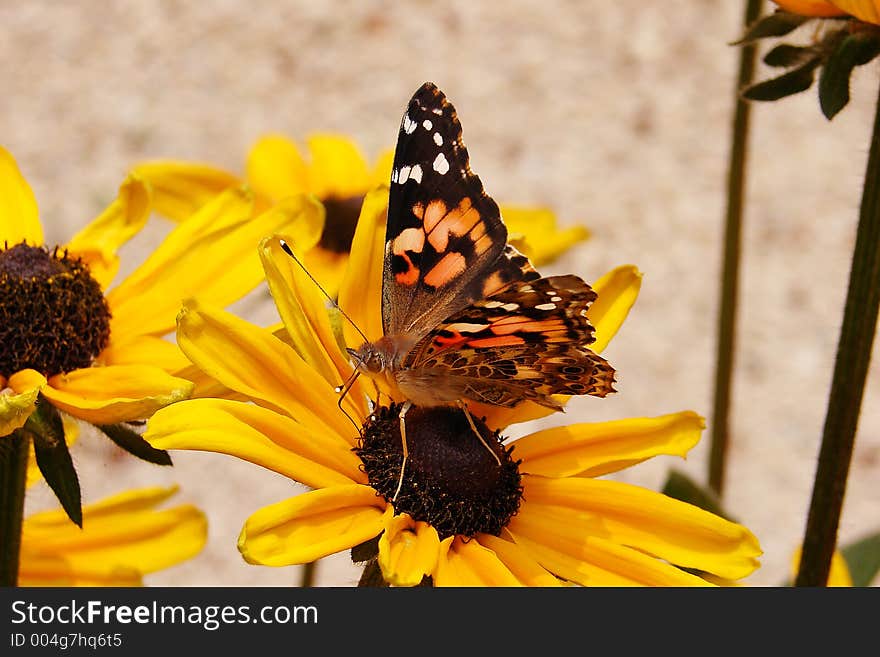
xmin=19 ymin=486 xmax=206 ymax=586
xmin=133 ymin=133 xmax=589 ymax=296
xmin=773 ymin=0 xmax=880 ymax=23
xmin=144 ymin=190 xmax=762 ymax=586
xmin=0 ymin=145 xmax=323 ymax=439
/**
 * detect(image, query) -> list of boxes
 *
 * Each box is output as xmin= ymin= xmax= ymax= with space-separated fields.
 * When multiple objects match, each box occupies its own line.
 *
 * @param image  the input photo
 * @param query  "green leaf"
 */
xmin=27 ymin=396 xmax=81 ymax=527
xmin=661 ymin=469 xmax=733 ymax=521
xmin=840 ymin=531 xmax=880 ymax=587
xmin=732 ymin=11 xmax=809 ymax=46
xmin=819 ymin=33 xmax=880 ymax=119
xmin=763 ymin=43 xmax=815 ymax=68
xmin=96 ymin=423 xmax=172 ymax=466
xmin=742 ymin=58 xmax=820 ymax=102
xmin=351 ymin=535 xmax=380 ymax=563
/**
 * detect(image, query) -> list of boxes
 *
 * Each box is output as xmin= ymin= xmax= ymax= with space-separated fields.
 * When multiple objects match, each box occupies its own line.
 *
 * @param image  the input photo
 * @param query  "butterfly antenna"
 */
xmin=278 ymin=239 xmax=371 ymax=345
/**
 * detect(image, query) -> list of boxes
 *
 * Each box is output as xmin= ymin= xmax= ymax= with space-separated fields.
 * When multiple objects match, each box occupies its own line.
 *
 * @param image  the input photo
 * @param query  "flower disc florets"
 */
xmin=0 ymin=242 xmax=110 ymax=378
xmin=356 ymin=403 xmax=523 ymax=539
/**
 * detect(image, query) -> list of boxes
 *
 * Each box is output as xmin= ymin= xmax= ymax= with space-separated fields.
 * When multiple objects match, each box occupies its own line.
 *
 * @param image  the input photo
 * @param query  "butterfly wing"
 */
xmin=402 ymin=275 xmax=616 ymax=407
xmin=383 ymin=82 xmax=538 ymax=341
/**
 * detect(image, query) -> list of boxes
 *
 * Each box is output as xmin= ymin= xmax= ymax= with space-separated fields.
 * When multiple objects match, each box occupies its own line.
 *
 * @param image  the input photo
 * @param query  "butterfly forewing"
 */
xmin=384 ymin=83 xmax=531 ymax=340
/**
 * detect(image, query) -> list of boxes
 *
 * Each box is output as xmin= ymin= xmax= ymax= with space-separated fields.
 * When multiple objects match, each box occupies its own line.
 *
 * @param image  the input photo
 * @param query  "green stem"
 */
xmin=0 ymin=430 xmax=30 ymax=586
xmin=708 ymin=0 xmax=763 ymax=497
xmin=795 ymin=80 xmax=880 ymax=587
xmin=299 ymin=560 xmax=317 ymax=587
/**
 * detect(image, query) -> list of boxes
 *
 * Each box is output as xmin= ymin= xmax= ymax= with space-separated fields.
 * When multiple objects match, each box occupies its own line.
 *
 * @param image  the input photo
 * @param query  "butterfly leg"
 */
xmin=456 ymin=400 xmax=501 ymax=466
xmin=392 ymin=400 xmax=413 ymax=503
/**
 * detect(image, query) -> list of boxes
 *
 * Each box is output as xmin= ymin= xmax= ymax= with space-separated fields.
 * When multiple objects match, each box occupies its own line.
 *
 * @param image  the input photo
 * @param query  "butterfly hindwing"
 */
xmin=384 ymin=83 xmax=533 ymax=340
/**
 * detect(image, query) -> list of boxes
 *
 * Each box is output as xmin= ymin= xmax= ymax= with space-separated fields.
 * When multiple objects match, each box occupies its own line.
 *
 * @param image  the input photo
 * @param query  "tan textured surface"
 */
xmin=4 ymin=1 xmax=878 ymax=586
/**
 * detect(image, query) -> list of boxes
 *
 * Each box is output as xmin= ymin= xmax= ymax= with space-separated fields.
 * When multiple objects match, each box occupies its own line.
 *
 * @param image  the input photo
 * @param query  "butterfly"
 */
xmin=346 ymin=82 xmax=615 ymax=497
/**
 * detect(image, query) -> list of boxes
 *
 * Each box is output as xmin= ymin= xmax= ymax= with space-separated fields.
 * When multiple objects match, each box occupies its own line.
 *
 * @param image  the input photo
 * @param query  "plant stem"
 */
xmin=795 ymin=80 xmax=880 ymax=587
xmin=299 ymin=560 xmax=317 ymax=587
xmin=0 ymin=429 xmax=30 ymax=586
xmin=708 ymin=0 xmax=763 ymax=497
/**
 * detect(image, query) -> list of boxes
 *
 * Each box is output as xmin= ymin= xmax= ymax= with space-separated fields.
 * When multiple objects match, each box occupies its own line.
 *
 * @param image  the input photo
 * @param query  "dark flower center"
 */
xmin=319 ymin=195 xmax=364 ymax=254
xmin=355 ymin=403 xmax=523 ymax=539
xmin=0 ymin=242 xmax=111 ymax=378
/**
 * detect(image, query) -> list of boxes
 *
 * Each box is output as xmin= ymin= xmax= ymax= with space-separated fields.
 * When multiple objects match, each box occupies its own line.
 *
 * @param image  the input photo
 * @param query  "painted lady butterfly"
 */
xmin=346 ymin=82 xmax=615 ymax=496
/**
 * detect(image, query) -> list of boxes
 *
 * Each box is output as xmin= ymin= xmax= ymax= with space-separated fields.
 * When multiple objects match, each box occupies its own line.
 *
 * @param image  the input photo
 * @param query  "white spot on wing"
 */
xmin=483 ymin=300 xmax=504 ymax=308
xmin=535 ymin=303 xmax=557 ymax=311
xmin=447 ymin=322 xmax=489 ymax=333
xmin=423 ymin=119 xmax=433 ymax=130
xmin=501 ymin=303 xmax=519 ymax=311
xmin=433 ymin=132 xmax=443 ymax=146
xmin=432 ymin=107 xmax=443 ymax=115
xmin=550 ymin=296 xmax=562 ymax=302
xmin=433 ymin=152 xmax=450 ymax=175
xmin=403 ymin=114 xmax=417 ymax=134
xmin=398 ymin=165 xmax=411 ymax=184
xmin=410 ymin=164 xmax=423 ymax=183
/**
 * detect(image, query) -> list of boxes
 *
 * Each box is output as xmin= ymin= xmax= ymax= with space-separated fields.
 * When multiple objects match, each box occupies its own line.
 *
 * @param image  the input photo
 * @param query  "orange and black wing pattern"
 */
xmin=383 ymin=82 xmax=538 ymax=340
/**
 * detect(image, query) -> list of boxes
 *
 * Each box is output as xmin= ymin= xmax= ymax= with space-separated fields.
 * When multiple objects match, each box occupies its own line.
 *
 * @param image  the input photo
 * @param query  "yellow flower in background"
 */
xmin=144 ymin=191 xmax=761 ymax=586
xmin=134 ymin=133 xmax=589 ymax=296
xmin=0 ymin=145 xmax=323 ymax=439
xmin=19 ymin=486 xmax=207 ymax=586
xmin=773 ymin=0 xmax=880 ymax=22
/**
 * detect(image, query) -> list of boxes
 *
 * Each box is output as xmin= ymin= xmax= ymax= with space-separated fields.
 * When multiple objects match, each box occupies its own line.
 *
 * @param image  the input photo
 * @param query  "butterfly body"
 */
xmin=349 ymin=82 xmax=616 ymax=417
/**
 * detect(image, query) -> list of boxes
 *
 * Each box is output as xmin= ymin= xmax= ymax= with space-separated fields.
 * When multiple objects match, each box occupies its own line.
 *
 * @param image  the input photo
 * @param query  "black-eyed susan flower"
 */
xmin=18 ymin=486 xmax=206 ymax=586
xmin=0 ymin=145 xmax=323 ymax=526
xmin=143 ymin=190 xmax=762 ymax=586
xmin=133 ymin=133 xmax=589 ymax=295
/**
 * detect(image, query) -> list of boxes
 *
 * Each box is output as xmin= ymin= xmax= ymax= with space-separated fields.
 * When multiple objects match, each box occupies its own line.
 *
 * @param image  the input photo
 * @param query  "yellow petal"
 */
xmin=370 ymin=148 xmax=395 ymax=187
xmin=477 ymin=533 xmax=565 ymax=586
xmin=512 ymin=475 xmax=762 ymax=581
xmin=512 ymin=411 xmax=704 ymax=478
xmin=791 ymin=547 xmax=854 ymax=586
xmin=829 ymin=1 xmax=880 ymax=23
xmin=301 ymin=247 xmax=350 ymax=299
xmin=18 ymin=551 xmax=142 ymax=586
xmin=588 ymin=265 xmax=642 ymax=354
xmin=474 ymin=399 xmax=558 ymax=433
xmin=98 ymin=334 xmax=191 ymax=373
xmin=0 ymin=145 xmax=42 ymax=245
xmin=338 ymin=186 xmax=388 ymax=348
xmin=433 ymin=536 xmax=524 ymax=586
xmin=246 ymin=134 xmax=310 ymax=200
xmin=1 ymin=370 xmax=46 ymax=436
xmin=41 ymin=365 xmax=193 ymax=425
xmin=378 ymin=513 xmax=440 ymax=586
xmin=107 ymin=186 xmax=255 ymax=337
xmin=305 ymin=134 xmax=372 ymax=199
xmin=238 ymin=484 xmax=387 ymax=566
xmin=772 ymin=0 xmax=848 ymax=16
xmin=175 ymin=299 xmax=356 ymax=442
xmin=509 ymin=528 xmax=713 ymax=586
xmin=144 ymin=398 xmax=364 ymax=489
xmin=20 ymin=486 xmax=207 ymax=585
xmin=132 ymin=160 xmax=241 ymax=222
xmin=64 ymin=174 xmax=152 ymax=289
xmin=260 ymin=235 xmax=369 ymax=420
xmin=502 ymin=206 xmax=590 ymax=266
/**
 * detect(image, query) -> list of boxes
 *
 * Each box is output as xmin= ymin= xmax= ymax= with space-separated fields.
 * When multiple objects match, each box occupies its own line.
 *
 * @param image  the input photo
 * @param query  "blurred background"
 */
xmin=3 ymin=0 xmax=878 ymax=586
